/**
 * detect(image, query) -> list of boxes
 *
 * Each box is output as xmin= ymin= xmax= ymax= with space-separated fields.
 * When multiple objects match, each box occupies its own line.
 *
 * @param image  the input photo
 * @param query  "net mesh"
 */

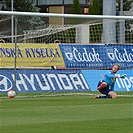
xmin=0 ymin=15 xmax=132 ymax=44
xmin=0 ymin=12 xmax=133 ymax=97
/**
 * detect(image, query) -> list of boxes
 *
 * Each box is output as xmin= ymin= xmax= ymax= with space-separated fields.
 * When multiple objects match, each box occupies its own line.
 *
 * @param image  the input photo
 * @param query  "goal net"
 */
xmin=0 ymin=11 xmax=133 ymax=97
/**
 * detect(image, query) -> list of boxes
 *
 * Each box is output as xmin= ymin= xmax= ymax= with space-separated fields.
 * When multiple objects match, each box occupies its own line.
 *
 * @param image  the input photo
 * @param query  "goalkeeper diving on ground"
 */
xmin=94 ymin=64 xmax=127 ymax=99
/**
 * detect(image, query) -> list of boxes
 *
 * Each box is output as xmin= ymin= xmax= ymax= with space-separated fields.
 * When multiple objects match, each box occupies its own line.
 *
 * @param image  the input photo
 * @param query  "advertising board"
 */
xmin=0 ymin=43 xmax=65 ymax=68
xmin=0 ymin=69 xmax=132 ymax=93
xmin=59 ymin=44 xmax=133 ymax=69
xmin=0 ymin=69 xmax=90 ymax=93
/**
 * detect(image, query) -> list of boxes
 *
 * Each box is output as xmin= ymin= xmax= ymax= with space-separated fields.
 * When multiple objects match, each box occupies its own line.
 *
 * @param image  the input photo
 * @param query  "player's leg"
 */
xmin=108 ymin=91 xmax=117 ymax=98
xmin=97 ymin=81 xmax=107 ymax=90
xmin=94 ymin=86 xmax=111 ymax=99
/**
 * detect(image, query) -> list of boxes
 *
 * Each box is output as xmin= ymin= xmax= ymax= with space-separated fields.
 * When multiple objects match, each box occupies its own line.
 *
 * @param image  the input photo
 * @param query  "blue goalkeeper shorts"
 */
xmin=97 ymin=80 xmax=111 ymax=96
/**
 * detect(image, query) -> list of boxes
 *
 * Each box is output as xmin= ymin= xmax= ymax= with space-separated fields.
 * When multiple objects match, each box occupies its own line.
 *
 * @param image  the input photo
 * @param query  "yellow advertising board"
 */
xmin=0 ymin=43 xmax=65 ymax=68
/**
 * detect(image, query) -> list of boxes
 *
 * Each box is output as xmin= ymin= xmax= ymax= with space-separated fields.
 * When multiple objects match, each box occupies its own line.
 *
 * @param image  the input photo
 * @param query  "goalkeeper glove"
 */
xmin=120 ymin=74 xmax=127 ymax=79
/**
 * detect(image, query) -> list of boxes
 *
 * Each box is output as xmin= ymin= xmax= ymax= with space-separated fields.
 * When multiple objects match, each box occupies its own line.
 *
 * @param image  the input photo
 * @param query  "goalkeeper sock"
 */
xmin=94 ymin=95 xmax=112 ymax=99
xmin=99 ymin=95 xmax=112 ymax=98
xmin=97 ymin=82 xmax=107 ymax=90
xmin=99 ymin=96 xmax=107 ymax=98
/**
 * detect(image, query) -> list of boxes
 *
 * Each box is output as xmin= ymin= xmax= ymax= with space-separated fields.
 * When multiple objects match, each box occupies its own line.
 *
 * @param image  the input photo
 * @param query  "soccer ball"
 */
xmin=7 ymin=90 xmax=16 ymax=98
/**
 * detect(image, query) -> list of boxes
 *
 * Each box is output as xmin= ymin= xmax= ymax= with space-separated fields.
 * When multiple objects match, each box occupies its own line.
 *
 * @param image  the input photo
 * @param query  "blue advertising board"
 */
xmin=82 ymin=70 xmax=133 ymax=91
xmin=0 ymin=69 xmax=132 ymax=94
xmin=59 ymin=44 xmax=133 ymax=69
xmin=0 ymin=69 xmax=90 ymax=93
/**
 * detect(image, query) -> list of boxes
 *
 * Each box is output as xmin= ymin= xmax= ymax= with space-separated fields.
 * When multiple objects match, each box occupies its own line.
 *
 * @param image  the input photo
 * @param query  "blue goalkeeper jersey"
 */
xmin=102 ymin=70 xmax=116 ymax=91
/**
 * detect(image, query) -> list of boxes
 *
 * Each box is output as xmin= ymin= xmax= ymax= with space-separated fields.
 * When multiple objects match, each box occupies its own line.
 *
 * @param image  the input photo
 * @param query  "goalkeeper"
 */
xmin=94 ymin=64 xmax=126 ymax=99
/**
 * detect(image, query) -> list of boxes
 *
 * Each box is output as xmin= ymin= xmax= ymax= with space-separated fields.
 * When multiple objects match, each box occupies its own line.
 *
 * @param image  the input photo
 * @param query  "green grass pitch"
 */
xmin=0 ymin=95 xmax=132 ymax=133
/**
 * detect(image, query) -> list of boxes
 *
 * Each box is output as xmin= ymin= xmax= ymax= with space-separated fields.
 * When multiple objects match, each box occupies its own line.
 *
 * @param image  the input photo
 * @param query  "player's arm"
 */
xmin=106 ymin=71 xmax=127 ymax=79
xmin=115 ymin=74 xmax=127 ymax=79
xmin=114 ymin=75 xmax=119 ymax=78
xmin=106 ymin=71 xmax=116 ymax=78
